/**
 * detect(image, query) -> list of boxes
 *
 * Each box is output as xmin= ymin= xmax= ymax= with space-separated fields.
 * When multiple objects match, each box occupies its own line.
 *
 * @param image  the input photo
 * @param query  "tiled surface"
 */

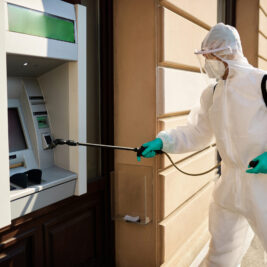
xmin=241 ymin=236 xmax=267 ymax=267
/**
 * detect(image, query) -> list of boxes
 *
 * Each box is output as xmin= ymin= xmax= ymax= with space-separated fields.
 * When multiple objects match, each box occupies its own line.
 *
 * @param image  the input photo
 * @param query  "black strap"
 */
xmin=213 ymin=83 xmax=218 ymax=94
xmin=261 ymin=74 xmax=267 ymax=107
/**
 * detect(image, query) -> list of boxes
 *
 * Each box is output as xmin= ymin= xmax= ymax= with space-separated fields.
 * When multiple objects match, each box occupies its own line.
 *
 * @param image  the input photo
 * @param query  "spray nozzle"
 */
xmin=49 ymin=139 xmax=78 ymax=149
xmin=53 ymin=139 xmax=66 ymax=145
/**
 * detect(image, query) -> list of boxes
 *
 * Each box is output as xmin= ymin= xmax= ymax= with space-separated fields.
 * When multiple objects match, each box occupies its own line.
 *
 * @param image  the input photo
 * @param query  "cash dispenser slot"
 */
xmin=29 ymin=96 xmax=45 ymax=105
xmin=33 ymin=111 xmax=48 ymax=116
xmin=29 ymin=96 xmax=43 ymax=100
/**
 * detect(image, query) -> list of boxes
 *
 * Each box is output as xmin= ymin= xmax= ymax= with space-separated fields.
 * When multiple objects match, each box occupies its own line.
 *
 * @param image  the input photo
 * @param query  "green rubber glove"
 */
xmin=246 ymin=152 xmax=267 ymax=174
xmin=137 ymin=138 xmax=163 ymax=161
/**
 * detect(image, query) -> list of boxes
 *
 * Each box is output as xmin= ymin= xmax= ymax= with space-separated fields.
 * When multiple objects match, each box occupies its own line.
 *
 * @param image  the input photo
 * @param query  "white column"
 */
xmin=0 ymin=0 xmax=11 ymax=228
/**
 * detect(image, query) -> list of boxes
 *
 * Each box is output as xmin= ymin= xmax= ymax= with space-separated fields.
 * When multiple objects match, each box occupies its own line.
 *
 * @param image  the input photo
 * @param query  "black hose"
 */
xmin=162 ymin=151 xmax=221 ymax=176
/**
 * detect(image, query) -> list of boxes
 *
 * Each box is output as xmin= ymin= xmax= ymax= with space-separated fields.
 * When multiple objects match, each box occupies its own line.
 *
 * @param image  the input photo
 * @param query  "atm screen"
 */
xmin=8 ymin=108 xmax=27 ymax=153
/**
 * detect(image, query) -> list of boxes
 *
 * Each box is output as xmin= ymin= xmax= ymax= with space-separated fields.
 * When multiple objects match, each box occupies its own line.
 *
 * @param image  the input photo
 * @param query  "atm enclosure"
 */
xmin=0 ymin=0 xmax=87 ymax=228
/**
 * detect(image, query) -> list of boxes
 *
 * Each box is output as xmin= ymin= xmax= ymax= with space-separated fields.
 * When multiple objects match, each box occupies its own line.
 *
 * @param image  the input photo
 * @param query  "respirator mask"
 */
xmin=204 ymin=59 xmax=227 ymax=79
xmin=194 ymin=46 xmax=231 ymax=84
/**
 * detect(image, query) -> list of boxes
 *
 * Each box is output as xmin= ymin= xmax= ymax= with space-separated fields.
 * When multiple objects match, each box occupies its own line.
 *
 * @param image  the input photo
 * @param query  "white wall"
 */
xmin=0 ymin=0 xmax=11 ymax=228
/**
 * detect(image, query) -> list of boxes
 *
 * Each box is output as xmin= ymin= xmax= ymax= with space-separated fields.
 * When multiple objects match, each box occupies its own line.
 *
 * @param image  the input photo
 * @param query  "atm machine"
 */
xmin=0 ymin=0 xmax=87 ymax=228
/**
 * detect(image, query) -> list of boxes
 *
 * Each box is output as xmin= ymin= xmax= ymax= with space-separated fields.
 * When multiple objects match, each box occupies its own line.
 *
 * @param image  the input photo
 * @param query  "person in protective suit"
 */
xmin=139 ymin=23 xmax=267 ymax=266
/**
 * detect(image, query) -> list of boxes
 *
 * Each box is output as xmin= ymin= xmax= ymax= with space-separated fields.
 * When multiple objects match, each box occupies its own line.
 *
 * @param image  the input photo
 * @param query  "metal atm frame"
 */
xmin=0 ymin=0 xmax=87 ymax=228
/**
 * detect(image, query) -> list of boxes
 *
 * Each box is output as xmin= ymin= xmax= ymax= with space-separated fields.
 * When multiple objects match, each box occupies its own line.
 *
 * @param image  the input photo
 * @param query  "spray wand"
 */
xmin=50 ymin=139 xmax=162 ymax=157
xmin=51 ymin=139 xmax=221 ymax=176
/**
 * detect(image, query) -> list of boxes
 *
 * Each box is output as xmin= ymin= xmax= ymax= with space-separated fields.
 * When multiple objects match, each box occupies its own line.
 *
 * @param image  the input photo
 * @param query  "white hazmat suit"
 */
xmin=157 ymin=23 xmax=267 ymax=267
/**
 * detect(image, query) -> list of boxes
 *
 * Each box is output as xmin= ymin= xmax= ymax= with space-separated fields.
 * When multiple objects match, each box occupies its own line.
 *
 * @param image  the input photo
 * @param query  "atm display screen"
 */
xmin=8 ymin=108 xmax=27 ymax=153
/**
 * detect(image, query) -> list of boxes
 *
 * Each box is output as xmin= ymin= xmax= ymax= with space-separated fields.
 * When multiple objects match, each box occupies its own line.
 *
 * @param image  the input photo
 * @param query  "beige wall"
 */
xmin=114 ymin=1 xmax=157 ymax=266
xmin=236 ymin=1 xmax=267 ymax=70
xmin=259 ymin=1 xmax=267 ymax=70
xmin=114 ymin=0 xmax=218 ymax=266
xmin=236 ymin=0 xmax=260 ymax=67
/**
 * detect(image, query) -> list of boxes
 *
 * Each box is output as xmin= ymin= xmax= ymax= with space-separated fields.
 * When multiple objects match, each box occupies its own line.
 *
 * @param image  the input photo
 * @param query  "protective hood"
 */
xmin=195 ymin=23 xmax=253 ymax=74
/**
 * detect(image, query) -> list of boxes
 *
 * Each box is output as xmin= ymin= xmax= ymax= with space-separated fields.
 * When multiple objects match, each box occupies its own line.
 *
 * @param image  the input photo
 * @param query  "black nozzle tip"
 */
xmin=54 ymin=139 xmax=66 ymax=145
xmin=249 ymin=160 xmax=259 ymax=168
xmin=49 ymin=139 xmax=66 ymax=149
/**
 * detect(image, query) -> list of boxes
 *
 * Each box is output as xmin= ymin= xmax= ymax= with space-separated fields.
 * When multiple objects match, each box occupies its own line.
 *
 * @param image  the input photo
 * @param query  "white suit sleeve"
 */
xmin=157 ymin=86 xmax=214 ymax=154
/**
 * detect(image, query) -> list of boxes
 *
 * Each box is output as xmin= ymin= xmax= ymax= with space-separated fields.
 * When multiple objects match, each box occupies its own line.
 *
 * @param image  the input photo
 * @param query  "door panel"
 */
xmin=43 ymin=202 xmax=103 ymax=267
xmin=0 ymin=228 xmax=41 ymax=267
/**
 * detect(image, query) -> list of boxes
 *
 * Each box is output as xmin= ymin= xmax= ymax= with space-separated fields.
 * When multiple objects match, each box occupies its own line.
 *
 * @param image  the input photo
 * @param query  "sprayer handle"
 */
xmin=136 ymin=146 xmax=163 ymax=158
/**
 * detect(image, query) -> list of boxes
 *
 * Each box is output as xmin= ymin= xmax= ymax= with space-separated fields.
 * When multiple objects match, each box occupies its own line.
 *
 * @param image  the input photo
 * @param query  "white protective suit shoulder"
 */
xmin=157 ymin=84 xmax=215 ymax=154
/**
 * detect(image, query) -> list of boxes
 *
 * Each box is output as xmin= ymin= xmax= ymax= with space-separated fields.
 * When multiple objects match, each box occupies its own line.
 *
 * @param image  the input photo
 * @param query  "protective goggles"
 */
xmin=10 ymin=169 xmax=42 ymax=188
xmin=194 ymin=46 xmax=232 ymax=55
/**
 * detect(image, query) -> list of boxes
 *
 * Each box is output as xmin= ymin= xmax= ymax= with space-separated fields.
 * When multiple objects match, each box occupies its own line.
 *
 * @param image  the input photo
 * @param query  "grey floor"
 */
xmin=241 ymin=236 xmax=267 ymax=267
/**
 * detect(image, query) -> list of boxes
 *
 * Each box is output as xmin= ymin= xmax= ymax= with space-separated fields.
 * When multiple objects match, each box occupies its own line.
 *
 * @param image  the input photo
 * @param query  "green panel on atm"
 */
xmin=8 ymin=4 xmax=75 ymax=43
